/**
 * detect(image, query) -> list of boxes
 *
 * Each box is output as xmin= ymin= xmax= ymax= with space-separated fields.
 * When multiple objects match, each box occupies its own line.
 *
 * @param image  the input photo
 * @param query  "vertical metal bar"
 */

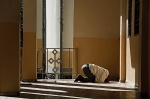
xmin=37 ymin=50 xmax=38 ymax=78
xmin=69 ymin=48 xmax=70 ymax=68
xmin=42 ymin=0 xmax=46 ymax=78
xmin=76 ymin=49 xmax=78 ymax=76
xmin=60 ymin=0 xmax=63 ymax=76
xmin=20 ymin=0 xmax=23 ymax=48
xmin=42 ymin=49 xmax=43 ymax=79
xmin=54 ymin=49 xmax=56 ymax=79
xmin=46 ymin=48 xmax=48 ymax=78
xmin=54 ymin=49 xmax=56 ymax=68
xmin=20 ymin=0 xmax=23 ymax=81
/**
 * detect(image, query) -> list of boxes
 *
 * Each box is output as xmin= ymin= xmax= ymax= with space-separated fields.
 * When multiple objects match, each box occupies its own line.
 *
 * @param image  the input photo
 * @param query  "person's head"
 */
xmin=104 ymin=75 xmax=109 ymax=83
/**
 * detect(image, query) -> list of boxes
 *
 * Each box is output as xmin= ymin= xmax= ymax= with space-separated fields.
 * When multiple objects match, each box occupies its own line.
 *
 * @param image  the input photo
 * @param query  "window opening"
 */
xmin=20 ymin=0 xmax=23 ymax=80
xmin=20 ymin=0 xmax=23 ymax=48
xmin=41 ymin=0 xmax=63 ymax=78
xmin=128 ymin=0 xmax=132 ymax=37
xmin=134 ymin=0 xmax=140 ymax=36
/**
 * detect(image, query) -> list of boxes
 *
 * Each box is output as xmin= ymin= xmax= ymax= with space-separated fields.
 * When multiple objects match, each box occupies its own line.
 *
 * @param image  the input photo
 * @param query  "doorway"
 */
xmin=37 ymin=0 xmax=77 ymax=79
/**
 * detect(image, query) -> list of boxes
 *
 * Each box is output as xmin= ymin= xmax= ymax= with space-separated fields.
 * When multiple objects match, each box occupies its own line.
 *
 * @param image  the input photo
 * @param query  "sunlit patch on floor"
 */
xmin=29 ymin=83 xmax=136 ymax=92
xmin=21 ymin=87 xmax=67 ymax=93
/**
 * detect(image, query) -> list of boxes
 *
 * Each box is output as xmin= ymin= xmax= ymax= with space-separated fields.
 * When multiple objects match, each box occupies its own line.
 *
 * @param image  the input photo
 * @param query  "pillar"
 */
xmin=139 ymin=0 xmax=149 ymax=96
xmin=0 ymin=0 xmax=20 ymax=96
xmin=120 ymin=0 xmax=127 ymax=82
xmin=22 ymin=0 xmax=37 ymax=81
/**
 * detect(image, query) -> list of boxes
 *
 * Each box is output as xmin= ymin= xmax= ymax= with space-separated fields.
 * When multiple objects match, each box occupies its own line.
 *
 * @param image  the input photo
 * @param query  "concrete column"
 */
xmin=0 ymin=0 xmax=20 ymax=96
xmin=22 ymin=0 xmax=37 ymax=81
xmin=139 ymin=0 xmax=149 ymax=96
xmin=119 ymin=0 xmax=127 ymax=82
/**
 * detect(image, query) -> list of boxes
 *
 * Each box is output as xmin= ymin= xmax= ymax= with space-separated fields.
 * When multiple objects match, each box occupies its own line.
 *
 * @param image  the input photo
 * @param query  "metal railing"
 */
xmin=37 ymin=48 xmax=78 ymax=79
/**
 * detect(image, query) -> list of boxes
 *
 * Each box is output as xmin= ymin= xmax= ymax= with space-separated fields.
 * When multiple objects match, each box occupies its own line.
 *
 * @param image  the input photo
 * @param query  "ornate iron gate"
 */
xmin=37 ymin=48 xmax=78 ymax=79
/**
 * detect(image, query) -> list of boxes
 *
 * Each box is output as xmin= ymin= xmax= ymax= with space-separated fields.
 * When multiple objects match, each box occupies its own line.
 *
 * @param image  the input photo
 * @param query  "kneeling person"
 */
xmin=74 ymin=64 xmax=109 ymax=83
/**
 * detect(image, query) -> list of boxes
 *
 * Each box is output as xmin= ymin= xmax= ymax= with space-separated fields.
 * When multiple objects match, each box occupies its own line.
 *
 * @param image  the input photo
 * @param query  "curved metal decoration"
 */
xmin=48 ymin=49 xmax=60 ymax=73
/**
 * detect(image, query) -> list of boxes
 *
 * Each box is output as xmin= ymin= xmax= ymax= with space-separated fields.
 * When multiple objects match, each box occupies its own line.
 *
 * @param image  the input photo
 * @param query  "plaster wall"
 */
xmin=126 ymin=36 xmax=140 ymax=85
xmin=37 ymin=0 xmax=42 ymax=39
xmin=63 ymin=0 xmax=74 ymax=48
xmin=0 ymin=0 xmax=20 ymax=93
xmin=74 ymin=0 xmax=120 ymax=78
xmin=22 ymin=0 xmax=37 ymax=81
xmin=126 ymin=0 xmax=140 ymax=87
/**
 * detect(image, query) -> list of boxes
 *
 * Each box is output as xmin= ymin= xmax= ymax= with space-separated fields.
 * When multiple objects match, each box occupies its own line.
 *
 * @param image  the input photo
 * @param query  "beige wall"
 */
xmin=36 ymin=0 xmax=42 ymax=69
xmin=126 ymin=36 xmax=140 ymax=85
xmin=22 ymin=32 xmax=37 ymax=80
xmin=37 ymin=0 xmax=42 ymax=39
xmin=62 ymin=50 xmax=78 ymax=78
xmin=23 ymin=0 xmax=36 ymax=33
xmin=63 ymin=0 xmax=74 ymax=48
xmin=0 ymin=22 xmax=20 ymax=93
xmin=74 ymin=0 xmax=120 ymax=38
xmin=74 ymin=38 xmax=120 ymax=78
xmin=37 ymin=39 xmax=42 ymax=68
xmin=0 ymin=0 xmax=20 ymax=94
xmin=74 ymin=0 xmax=120 ymax=78
xmin=37 ymin=39 xmax=42 ymax=49
xmin=22 ymin=0 xmax=37 ymax=81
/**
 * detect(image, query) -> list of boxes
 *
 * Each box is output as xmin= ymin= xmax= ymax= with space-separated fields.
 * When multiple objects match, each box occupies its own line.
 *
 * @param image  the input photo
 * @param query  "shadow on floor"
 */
xmin=0 ymin=79 xmax=149 ymax=99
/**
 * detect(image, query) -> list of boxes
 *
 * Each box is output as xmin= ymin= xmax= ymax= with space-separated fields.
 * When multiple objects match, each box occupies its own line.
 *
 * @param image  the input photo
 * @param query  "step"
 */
xmin=20 ymin=79 xmax=139 ymax=99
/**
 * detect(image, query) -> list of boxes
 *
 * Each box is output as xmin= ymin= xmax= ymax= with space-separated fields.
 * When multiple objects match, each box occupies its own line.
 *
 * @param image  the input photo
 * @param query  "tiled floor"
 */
xmin=0 ymin=79 xmax=149 ymax=99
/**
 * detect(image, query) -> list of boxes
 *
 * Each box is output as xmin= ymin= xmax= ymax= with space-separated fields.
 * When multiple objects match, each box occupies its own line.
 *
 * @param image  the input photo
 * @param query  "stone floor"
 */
xmin=0 ymin=79 xmax=149 ymax=99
